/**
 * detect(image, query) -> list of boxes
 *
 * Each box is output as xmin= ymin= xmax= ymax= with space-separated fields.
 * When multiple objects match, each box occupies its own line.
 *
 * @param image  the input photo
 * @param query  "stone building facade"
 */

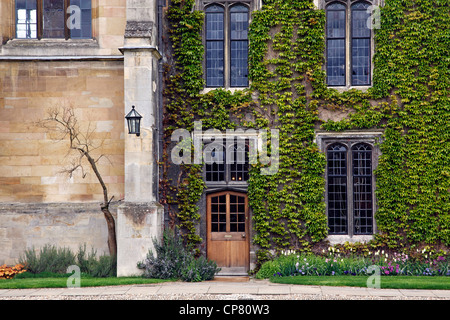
xmin=1 ymin=0 xmax=447 ymax=276
xmin=0 ymin=0 xmax=164 ymax=276
xmin=0 ymin=0 xmax=385 ymax=274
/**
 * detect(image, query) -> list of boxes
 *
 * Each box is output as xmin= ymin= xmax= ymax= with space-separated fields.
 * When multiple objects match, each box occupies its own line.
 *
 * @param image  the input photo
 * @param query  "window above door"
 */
xmin=204 ymin=138 xmax=250 ymax=186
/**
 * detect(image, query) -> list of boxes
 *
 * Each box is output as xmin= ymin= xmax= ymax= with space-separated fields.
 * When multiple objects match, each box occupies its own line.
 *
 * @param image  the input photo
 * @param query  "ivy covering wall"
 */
xmin=162 ymin=0 xmax=450 ymax=263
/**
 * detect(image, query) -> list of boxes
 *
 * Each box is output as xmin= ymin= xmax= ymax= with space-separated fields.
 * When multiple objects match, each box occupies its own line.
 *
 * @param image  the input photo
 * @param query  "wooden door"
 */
xmin=207 ymin=191 xmax=249 ymax=273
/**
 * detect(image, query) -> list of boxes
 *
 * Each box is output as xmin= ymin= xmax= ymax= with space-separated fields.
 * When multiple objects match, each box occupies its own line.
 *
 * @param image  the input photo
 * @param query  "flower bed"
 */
xmin=256 ymin=247 xmax=450 ymax=279
xmin=0 ymin=264 xmax=26 ymax=279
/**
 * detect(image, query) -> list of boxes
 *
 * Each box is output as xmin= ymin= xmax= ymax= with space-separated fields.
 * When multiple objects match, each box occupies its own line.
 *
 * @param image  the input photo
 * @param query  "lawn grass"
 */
xmin=0 ymin=276 xmax=173 ymax=289
xmin=2 ymin=274 xmax=450 ymax=290
xmin=270 ymin=275 xmax=450 ymax=290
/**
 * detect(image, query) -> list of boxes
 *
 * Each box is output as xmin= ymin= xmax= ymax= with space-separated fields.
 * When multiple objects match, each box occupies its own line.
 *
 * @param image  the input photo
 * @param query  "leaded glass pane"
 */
xmin=351 ymin=38 xmax=370 ymax=85
xmin=230 ymin=6 xmax=248 ymax=40
xmin=16 ymin=0 xmax=37 ymax=39
xmin=43 ymin=0 xmax=65 ymax=38
xmin=230 ymin=143 xmax=249 ymax=182
xmin=205 ymin=145 xmax=225 ymax=182
xmin=230 ymin=40 xmax=248 ymax=87
xmin=69 ymin=0 xmax=92 ymax=39
xmin=230 ymin=5 xmax=249 ymax=87
xmin=327 ymin=39 xmax=346 ymax=86
xmin=351 ymin=4 xmax=371 ymax=38
xmin=326 ymin=3 xmax=346 ymax=86
xmin=326 ymin=6 xmax=346 ymax=38
xmin=206 ymin=5 xmax=224 ymax=87
xmin=352 ymin=143 xmax=373 ymax=234
xmin=351 ymin=2 xmax=371 ymax=86
xmin=327 ymin=144 xmax=348 ymax=234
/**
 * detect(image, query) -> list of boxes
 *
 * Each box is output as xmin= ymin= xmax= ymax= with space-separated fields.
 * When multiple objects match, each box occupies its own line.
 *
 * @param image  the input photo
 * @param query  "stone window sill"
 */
xmin=3 ymin=38 xmax=99 ymax=49
xmin=327 ymin=85 xmax=372 ymax=92
xmin=200 ymin=87 xmax=249 ymax=94
xmin=1 ymin=38 xmax=102 ymax=57
xmin=327 ymin=234 xmax=374 ymax=245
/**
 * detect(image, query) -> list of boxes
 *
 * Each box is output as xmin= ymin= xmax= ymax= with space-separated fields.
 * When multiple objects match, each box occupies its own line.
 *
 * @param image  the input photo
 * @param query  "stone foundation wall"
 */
xmin=0 ymin=202 xmax=118 ymax=265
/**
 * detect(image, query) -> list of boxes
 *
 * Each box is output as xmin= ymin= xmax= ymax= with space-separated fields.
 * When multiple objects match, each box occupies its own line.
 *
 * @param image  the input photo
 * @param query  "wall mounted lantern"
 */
xmin=125 ymin=106 xmax=142 ymax=137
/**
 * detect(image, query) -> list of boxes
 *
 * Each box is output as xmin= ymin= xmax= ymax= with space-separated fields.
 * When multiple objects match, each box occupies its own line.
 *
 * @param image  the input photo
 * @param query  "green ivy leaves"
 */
xmin=164 ymin=0 xmax=450 ymax=260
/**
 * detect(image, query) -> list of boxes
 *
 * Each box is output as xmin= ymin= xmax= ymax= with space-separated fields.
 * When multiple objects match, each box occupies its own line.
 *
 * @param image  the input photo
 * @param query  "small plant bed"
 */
xmin=270 ymin=275 xmax=450 ymax=290
xmin=138 ymin=230 xmax=220 ymax=282
xmin=256 ymin=247 xmax=450 ymax=289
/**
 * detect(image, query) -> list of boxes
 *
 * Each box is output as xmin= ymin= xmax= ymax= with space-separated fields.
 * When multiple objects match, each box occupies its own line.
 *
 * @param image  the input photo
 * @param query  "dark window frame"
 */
xmin=205 ymin=4 xmax=225 ymax=87
xmin=325 ymin=0 xmax=373 ymax=87
xmin=15 ymin=0 xmax=92 ymax=40
xmin=204 ymin=138 xmax=250 ymax=186
xmin=324 ymin=138 xmax=378 ymax=236
xmin=327 ymin=143 xmax=349 ymax=234
xmin=203 ymin=1 xmax=250 ymax=88
xmin=229 ymin=4 xmax=249 ymax=87
xmin=326 ymin=2 xmax=346 ymax=87
xmin=350 ymin=1 xmax=371 ymax=86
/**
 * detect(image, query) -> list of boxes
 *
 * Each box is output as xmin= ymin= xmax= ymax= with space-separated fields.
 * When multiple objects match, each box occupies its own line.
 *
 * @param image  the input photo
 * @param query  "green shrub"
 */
xmin=19 ymin=244 xmax=116 ymax=277
xmin=181 ymin=256 xmax=219 ymax=282
xmin=138 ymin=229 xmax=220 ymax=282
xmin=19 ymin=244 xmax=76 ymax=274
xmin=89 ymin=255 xmax=116 ymax=278
xmin=255 ymin=260 xmax=281 ymax=279
xmin=76 ymin=245 xmax=116 ymax=278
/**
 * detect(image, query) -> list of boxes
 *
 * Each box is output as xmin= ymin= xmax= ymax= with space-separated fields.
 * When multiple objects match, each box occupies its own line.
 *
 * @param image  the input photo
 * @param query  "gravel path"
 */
xmin=1 ymin=279 xmax=449 ymax=300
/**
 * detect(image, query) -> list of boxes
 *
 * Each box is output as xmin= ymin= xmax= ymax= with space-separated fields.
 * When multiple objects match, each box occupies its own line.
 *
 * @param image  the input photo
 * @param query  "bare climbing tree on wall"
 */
xmin=38 ymin=106 xmax=117 ymax=258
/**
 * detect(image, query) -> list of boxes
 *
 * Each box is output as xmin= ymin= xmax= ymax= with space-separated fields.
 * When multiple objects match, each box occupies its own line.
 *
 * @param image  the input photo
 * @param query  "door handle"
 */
xmin=241 ymin=233 xmax=246 ymax=238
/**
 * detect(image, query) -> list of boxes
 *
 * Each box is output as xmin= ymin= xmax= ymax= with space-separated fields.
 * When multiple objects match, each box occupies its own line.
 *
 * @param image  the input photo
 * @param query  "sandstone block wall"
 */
xmin=0 ymin=60 xmax=125 ymax=203
xmin=0 ymin=0 xmax=126 ymax=56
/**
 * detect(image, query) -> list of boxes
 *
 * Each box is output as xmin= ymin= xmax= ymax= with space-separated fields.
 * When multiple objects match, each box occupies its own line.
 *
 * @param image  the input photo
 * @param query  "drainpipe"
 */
xmin=157 ymin=0 xmax=164 ymax=211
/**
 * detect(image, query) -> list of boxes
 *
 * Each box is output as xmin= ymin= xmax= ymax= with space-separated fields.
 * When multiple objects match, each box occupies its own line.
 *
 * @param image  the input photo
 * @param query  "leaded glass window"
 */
xmin=230 ymin=5 xmax=249 ymax=87
xmin=205 ymin=144 xmax=225 ymax=182
xmin=205 ymin=5 xmax=225 ymax=87
xmin=327 ymin=143 xmax=348 ymax=234
xmin=68 ymin=0 xmax=92 ymax=39
xmin=326 ymin=141 xmax=374 ymax=235
xmin=326 ymin=3 xmax=346 ymax=86
xmin=325 ymin=1 xmax=373 ymax=87
xmin=351 ymin=2 xmax=371 ymax=85
xmin=15 ymin=0 xmax=92 ymax=39
xmin=230 ymin=143 xmax=249 ymax=182
xmin=43 ymin=0 xmax=65 ymax=38
xmin=204 ymin=139 xmax=249 ymax=184
xmin=16 ymin=0 xmax=38 ymax=39
xmin=352 ymin=143 xmax=373 ymax=234
xmin=204 ymin=2 xmax=250 ymax=88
